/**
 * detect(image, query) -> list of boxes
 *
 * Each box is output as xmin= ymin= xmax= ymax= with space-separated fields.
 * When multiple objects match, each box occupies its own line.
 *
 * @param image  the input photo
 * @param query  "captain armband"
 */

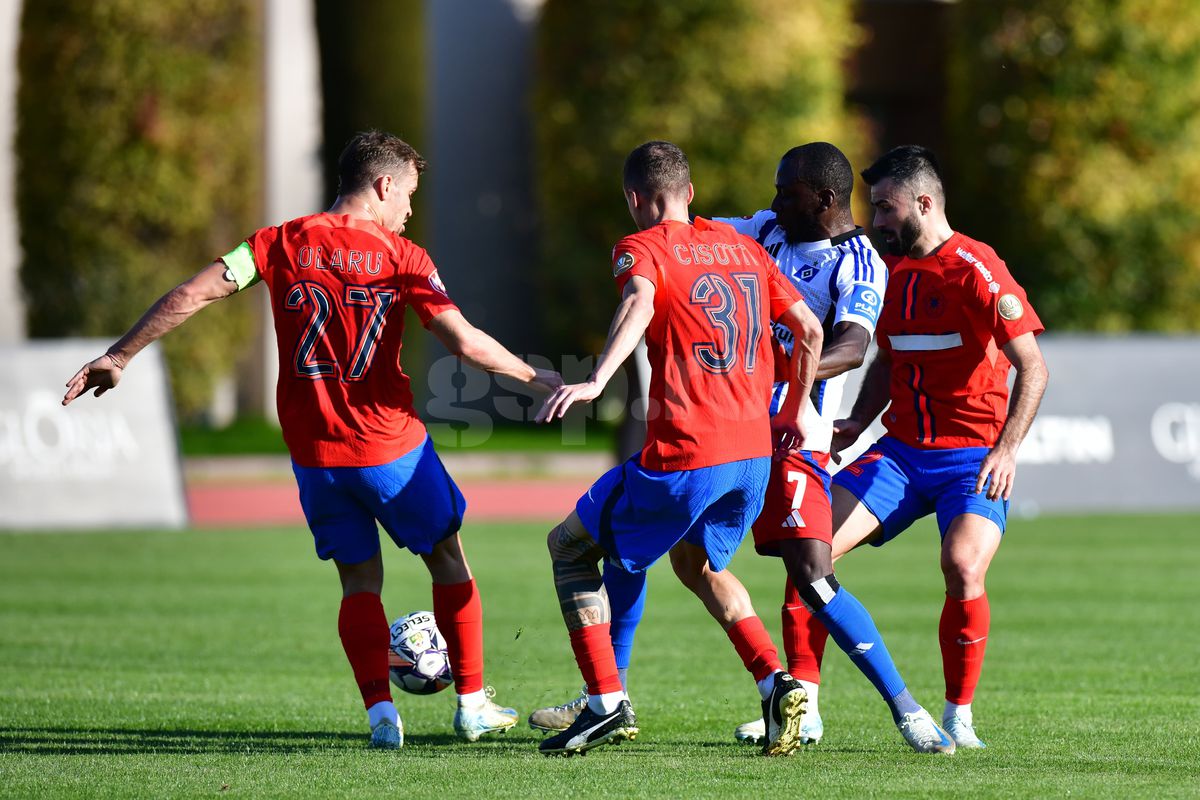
xmin=220 ymin=242 xmax=262 ymax=291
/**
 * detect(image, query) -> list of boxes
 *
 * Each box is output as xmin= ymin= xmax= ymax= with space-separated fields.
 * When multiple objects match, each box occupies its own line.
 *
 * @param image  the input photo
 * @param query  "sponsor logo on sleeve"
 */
xmin=997 ymin=293 xmax=1024 ymax=320
xmin=613 ymin=251 xmax=636 ymax=277
xmin=849 ymin=285 xmax=882 ymax=323
xmin=429 ymin=270 xmax=449 ymax=297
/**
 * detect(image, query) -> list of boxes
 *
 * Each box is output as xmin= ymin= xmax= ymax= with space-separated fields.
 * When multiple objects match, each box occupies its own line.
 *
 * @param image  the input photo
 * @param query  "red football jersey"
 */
xmin=241 ymin=213 xmax=457 ymax=467
xmin=612 ymin=218 xmax=804 ymax=471
xmin=876 ymin=231 xmax=1044 ymax=449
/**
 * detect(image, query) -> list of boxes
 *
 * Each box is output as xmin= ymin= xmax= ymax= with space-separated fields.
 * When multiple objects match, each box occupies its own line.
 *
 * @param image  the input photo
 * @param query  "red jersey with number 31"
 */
xmin=877 ymin=231 xmax=1043 ymax=449
xmin=241 ymin=213 xmax=457 ymax=467
xmin=612 ymin=218 xmax=804 ymax=471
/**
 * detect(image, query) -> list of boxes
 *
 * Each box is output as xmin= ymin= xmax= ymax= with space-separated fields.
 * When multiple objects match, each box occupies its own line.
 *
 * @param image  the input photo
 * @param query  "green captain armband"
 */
xmin=220 ymin=242 xmax=261 ymax=290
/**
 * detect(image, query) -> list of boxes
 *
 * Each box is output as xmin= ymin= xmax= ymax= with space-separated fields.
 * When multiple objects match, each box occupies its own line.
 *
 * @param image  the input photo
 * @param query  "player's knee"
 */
xmin=779 ymin=540 xmax=833 ymax=586
xmin=547 ymin=518 xmax=592 ymax=564
xmin=335 ymin=555 xmax=384 ymax=597
xmin=795 ymin=574 xmax=841 ymax=613
xmin=941 ymin=555 xmax=986 ymax=595
xmin=423 ymin=535 xmax=470 ymax=584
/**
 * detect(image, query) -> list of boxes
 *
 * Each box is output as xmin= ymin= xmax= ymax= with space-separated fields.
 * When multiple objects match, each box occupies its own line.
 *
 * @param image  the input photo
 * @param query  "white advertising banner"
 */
xmin=0 ymin=339 xmax=187 ymax=529
xmin=836 ymin=335 xmax=1200 ymax=515
xmin=1009 ymin=335 xmax=1200 ymax=515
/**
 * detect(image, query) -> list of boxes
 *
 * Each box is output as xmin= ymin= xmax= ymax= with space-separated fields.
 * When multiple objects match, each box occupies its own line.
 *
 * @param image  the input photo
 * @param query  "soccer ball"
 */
xmin=388 ymin=611 xmax=453 ymax=695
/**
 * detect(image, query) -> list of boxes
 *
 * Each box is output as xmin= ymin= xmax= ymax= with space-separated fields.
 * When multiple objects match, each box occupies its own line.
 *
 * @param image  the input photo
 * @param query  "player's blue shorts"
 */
xmin=832 ymin=436 xmax=1007 ymax=545
xmin=575 ymin=455 xmax=770 ymax=574
xmin=292 ymin=435 xmax=466 ymax=564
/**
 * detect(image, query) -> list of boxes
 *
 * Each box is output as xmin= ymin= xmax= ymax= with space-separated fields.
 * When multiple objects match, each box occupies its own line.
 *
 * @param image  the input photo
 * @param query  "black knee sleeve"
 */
xmin=795 ymin=574 xmax=841 ymax=613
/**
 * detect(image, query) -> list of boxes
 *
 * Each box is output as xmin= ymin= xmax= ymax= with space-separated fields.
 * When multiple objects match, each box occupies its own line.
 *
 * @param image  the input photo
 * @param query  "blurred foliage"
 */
xmin=314 ymin=0 xmax=431 ymax=401
xmin=948 ymin=1 xmax=1200 ymax=331
xmin=16 ymin=0 xmax=261 ymax=417
xmin=314 ymin=0 xmax=425 ymax=219
xmin=534 ymin=0 xmax=868 ymax=354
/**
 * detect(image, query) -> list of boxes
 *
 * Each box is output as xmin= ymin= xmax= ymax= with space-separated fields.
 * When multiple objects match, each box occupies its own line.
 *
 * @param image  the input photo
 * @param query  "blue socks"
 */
xmin=603 ymin=560 xmax=647 ymax=691
xmin=802 ymin=575 xmax=917 ymax=722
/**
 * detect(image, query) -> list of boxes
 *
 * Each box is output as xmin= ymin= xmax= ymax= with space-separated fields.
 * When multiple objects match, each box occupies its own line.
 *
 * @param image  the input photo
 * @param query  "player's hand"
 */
xmin=830 ymin=417 xmax=864 ymax=465
xmin=62 ymin=353 xmax=124 ymax=405
xmin=771 ymin=414 xmax=807 ymax=460
xmin=530 ymin=367 xmax=564 ymax=394
xmin=535 ymin=379 xmax=603 ymax=423
xmin=975 ymin=443 xmax=1017 ymax=500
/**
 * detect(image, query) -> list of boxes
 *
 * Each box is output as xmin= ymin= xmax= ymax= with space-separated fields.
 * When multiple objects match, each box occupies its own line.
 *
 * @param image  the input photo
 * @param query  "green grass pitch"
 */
xmin=2 ymin=514 xmax=1198 ymax=798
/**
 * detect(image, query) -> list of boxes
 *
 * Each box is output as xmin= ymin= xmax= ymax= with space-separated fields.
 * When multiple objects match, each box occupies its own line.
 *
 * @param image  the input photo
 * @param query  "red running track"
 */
xmin=187 ymin=478 xmax=592 ymax=527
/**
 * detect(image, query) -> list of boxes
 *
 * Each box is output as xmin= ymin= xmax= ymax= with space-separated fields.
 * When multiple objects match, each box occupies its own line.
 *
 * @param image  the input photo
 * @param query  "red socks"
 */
xmin=338 ymin=592 xmax=392 ymax=708
xmin=726 ymin=616 xmax=783 ymax=682
xmin=433 ymin=579 xmax=485 ymax=695
xmin=569 ymin=623 xmax=624 ymax=695
xmin=940 ymin=593 xmax=991 ymax=704
xmin=781 ymin=577 xmax=828 ymax=683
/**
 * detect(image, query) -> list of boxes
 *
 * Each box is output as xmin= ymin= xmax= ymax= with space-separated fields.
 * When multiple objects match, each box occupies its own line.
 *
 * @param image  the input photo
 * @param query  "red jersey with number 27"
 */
xmin=241 ymin=213 xmax=457 ymax=467
xmin=877 ymin=231 xmax=1044 ymax=449
xmin=612 ymin=218 xmax=805 ymax=471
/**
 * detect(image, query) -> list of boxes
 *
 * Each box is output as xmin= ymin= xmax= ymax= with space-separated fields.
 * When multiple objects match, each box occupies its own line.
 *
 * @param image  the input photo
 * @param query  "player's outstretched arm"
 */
xmin=428 ymin=309 xmax=562 ymax=392
xmin=815 ymin=321 xmax=871 ymax=381
xmin=974 ymin=331 xmax=1048 ymax=500
xmin=771 ymin=299 xmax=823 ymax=454
xmin=831 ymin=348 xmax=892 ymax=462
xmin=62 ymin=261 xmax=238 ymax=405
xmin=536 ymin=275 xmax=655 ymax=423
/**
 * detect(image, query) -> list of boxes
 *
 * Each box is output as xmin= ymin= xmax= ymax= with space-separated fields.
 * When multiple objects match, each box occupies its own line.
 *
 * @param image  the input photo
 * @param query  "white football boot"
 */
xmin=735 ymin=707 xmax=823 ymax=745
xmin=943 ymin=714 xmax=987 ymax=749
xmin=896 ymin=708 xmax=956 ymax=754
xmin=453 ymin=688 xmax=518 ymax=742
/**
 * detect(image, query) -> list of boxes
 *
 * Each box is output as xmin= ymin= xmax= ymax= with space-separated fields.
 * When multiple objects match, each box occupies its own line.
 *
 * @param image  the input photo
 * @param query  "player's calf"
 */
xmin=546 ymin=515 xmax=625 ymax=709
xmin=547 ymin=517 xmax=609 ymax=630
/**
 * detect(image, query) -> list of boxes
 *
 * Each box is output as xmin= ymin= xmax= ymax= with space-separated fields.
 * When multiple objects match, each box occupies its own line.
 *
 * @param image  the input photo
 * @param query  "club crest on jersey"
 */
xmin=923 ymin=289 xmax=946 ymax=318
xmin=997 ymin=293 xmax=1024 ymax=320
xmin=799 ymin=265 xmax=818 ymax=281
xmin=429 ymin=270 xmax=449 ymax=297
xmin=613 ymin=252 xmax=635 ymax=277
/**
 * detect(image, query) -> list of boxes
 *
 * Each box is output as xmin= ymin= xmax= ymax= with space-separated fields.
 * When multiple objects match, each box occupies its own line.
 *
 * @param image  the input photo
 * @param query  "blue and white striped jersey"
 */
xmin=713 ymin=209 xmax=888 ymax=452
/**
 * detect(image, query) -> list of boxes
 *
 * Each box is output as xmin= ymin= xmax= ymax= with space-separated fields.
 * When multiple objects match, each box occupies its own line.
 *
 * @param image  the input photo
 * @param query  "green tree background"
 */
xmin=17 ymin=0 xmax=1199 ymax=433
xmin=534 ymin=0 xmax=868 ymax=354
xmin=314 ymin=0 xmax=431 ymax=396
xmin=314 ymin=0 xmax=425 ymax=219
xmin=16 ymin=0 xmax=261 ymax=416
xmin=947 ymin=0 xmax=1200 ymax=331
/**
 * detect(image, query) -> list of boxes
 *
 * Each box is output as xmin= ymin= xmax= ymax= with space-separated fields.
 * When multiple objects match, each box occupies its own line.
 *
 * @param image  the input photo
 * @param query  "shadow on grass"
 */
xmin=0 ymin=726 xmax=870 ymax=758
xmin=0 ymin=727 xmax=469 ymax=756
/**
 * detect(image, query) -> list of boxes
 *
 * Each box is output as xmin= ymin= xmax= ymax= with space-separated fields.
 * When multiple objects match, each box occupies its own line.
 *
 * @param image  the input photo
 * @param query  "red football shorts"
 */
xmin=751 ymin=450 xmax=833 ymax=554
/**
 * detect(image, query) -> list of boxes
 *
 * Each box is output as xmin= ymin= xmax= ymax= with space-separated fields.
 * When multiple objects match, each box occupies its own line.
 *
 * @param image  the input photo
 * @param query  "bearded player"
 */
xmin=808 ymin=145 xmax=1049 ymax=749
xmin=529 ymin=143 xmax=955 ymax=755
